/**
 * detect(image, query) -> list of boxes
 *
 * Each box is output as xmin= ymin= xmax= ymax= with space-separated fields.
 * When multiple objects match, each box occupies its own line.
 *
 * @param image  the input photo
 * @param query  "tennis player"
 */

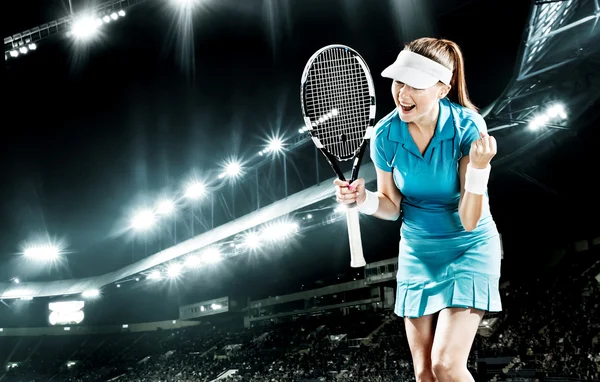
xmin=335 ymin=37 xmax=502 ymax=382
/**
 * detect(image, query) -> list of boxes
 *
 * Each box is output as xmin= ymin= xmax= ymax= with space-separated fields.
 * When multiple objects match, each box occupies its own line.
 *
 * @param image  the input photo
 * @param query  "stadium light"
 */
xmin=258 ymin=137 xmax=285 ymax=156
xmin=184 ymin=181 xmax=206 ymax=200
xmin=528 ymin=102 xmax=567 ymax=130
xmin=156 ymin=199 xmax=176 ymax=215
xmin=82 ymin=289 xmax=100 ymax=298
xmin=167 ymin=263 xmax=183 ymax=278
xmin=260 ymin=221 xmax=298 ymax=242
xmin=23 ymin=244 xmax=60 ymax=261
xmin=172 ymin=0 xmax=198 ymax=10
xmin=202 ymin=247 xmax=222 ymax=264
xmin=70 ymin=15 xmax=102 ymax=41
xmin=184 ymin=255 xmax=202 ymax=268
xmin=130 ymin=209 xmax=155 ymax=231
xmin=218 ymin=159 xmax=242 ymax=179
xmin=147 ymin=270 xmax=162 ymax=280
xmin=243 ymin=232 xmax=261 ymax=249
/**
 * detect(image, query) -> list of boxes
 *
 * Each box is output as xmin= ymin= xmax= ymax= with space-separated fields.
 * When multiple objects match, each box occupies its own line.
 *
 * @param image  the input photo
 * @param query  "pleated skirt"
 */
xmin=394 ymin=232 xmax=502 ymax=318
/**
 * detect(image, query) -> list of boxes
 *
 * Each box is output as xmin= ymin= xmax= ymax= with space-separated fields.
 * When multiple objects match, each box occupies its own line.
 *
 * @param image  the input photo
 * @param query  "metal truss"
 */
xmin=4 ymin=0 xmax=147 ymax=55
xmin=483 ymin=0 xmax=600 ymax=168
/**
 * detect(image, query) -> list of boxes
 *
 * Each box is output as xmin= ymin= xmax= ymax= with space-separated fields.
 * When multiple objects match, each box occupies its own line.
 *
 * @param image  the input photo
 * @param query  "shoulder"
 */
xmin=369 ymin=109 xmax=400 ymax=170
xmin=447 ymin=100 xmax=487 ymax=144
xmin=449 ymin=100 xmax=487 ymax=134
xmin=371 ymin=108 xmax=398 ymax=141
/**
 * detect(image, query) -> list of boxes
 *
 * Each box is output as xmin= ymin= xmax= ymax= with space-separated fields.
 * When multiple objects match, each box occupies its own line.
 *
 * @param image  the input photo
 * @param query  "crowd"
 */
xmin=1 ymin=249 xmax=599 ymax=382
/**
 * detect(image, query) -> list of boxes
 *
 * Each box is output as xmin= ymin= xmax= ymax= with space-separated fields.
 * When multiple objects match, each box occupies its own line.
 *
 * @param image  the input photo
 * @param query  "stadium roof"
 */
xmin=483 ymin=0 xmax=600 ymax=167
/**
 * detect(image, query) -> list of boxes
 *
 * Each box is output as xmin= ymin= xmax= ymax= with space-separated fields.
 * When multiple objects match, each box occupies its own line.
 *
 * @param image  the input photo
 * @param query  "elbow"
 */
xmin=462 ymin=222 xmax=477 ymax=232
xmin=380 ymin=207 xmax=401 ymax=222
xmin=459 ymin=213 xmax=480 ymax=232
xmin=391 ymin=206 xmax=402 ymax=221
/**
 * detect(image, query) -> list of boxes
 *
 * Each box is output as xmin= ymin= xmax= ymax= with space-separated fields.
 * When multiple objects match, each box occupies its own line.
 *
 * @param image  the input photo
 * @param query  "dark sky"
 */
xmin=2 ymin=0 xmax=598 ymax=302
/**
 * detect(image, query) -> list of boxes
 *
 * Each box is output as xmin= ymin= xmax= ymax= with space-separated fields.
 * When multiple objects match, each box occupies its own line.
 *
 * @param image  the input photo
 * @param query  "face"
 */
xmin=391 ymin=80 xmax=450 ymax=125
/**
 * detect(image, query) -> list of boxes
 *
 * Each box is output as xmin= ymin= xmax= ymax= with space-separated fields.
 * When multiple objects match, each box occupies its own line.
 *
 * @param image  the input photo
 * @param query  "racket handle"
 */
xmin=345 ymin=207 xmax=366 ymax=268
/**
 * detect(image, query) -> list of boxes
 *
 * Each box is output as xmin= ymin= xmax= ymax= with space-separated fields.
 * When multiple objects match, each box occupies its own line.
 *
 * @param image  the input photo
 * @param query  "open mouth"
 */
xmin=400 ymin=103 xmax=416 ymax=112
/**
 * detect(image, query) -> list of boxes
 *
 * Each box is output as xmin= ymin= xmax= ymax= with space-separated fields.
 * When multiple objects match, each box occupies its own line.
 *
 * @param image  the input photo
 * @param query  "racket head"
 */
xmin=300 ymin=44 xmax=376 ymax=162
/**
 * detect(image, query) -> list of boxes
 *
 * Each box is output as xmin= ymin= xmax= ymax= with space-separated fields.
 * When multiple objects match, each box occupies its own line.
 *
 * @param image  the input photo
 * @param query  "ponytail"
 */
xmin=406 ymin=37 xmax=478 ymax=112
xmin=440 ymin=39 xmax=478 ymax=112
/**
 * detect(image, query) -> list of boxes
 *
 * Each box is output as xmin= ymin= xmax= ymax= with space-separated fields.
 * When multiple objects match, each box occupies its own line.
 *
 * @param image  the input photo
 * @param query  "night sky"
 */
xmin=2 ymin=0 xmax=598 ymax=309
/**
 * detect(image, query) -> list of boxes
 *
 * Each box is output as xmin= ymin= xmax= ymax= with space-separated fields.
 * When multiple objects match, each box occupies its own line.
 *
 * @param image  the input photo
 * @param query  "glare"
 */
xmin=335 ymin=204 xmax=347 ymax=213
xmin=148 ymin=270 xmax=162 ymax=280
xmin=185 ymin=181 xmax=206 ymax=200
xmin=226 ymin=161 xmax=241 ymax=177
xmin=528 ymin=102 xmax=567 ymax=130
xmin=130 ymin=209 xmax=156 ymax=231
xmin=184 ymin=255 xmax=202 ymax=268
xmin=244 ymin=232 xmax=262 ymax=249
xmin=23 ymin=244 xmax=60 ymax=261
xmin=156 ymin=199 xmax=176 ymax=215
xmin=268 ymin=137 xmax=283 ymax=152
xmin=261 ymin=222 xmax=299 ymax=242
xmin=203 ymin=247 xmax=222 ymax=264
xmin=71 ymin=15 xmax=100 ymax=41
xmin=219 ymin=160 xmax=242 ymax=179
xmin=82 ymin=289 xmax=100 ymax=298
xmin=259 ymin=136 xmax=285 ymax=156
xmin=172 ymin=0 xmax=198 ymax=9
xmin=167 ymin=263 xmax=183 ymax=278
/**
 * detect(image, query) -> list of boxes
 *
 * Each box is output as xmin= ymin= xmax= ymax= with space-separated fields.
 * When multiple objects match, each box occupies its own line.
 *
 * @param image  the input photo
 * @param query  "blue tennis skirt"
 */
xmin=394 ymin=231 xmax=502 ymax=318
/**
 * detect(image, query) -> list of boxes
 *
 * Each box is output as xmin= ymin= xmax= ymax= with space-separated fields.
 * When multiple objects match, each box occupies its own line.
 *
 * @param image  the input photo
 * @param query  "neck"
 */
xmin=410 ymin=101 xmax=440 ymax=135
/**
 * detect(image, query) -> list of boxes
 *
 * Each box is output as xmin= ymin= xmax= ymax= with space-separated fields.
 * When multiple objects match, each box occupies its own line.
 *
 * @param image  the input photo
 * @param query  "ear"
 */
xmin=439 ymin=84 xmax=451 ymax=99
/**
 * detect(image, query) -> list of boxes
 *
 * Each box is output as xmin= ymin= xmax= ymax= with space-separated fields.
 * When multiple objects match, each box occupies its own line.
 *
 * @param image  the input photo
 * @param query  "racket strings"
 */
xmin=321 ymin=49 xmax=366 ymax=156
xmin=310 ymin=51 xmax=368 ymax=158
xmin=304 ymin=48 xmax=371 ymax=160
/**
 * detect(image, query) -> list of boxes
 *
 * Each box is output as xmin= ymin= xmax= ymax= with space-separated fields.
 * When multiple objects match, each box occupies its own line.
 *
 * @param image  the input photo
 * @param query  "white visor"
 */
xmin=381 ymin=50 xmax=453 ymax=89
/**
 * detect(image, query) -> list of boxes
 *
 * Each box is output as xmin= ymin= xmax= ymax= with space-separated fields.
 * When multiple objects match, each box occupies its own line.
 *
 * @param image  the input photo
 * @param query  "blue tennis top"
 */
xmin=370 ymin=97 xmax=498 ymax=240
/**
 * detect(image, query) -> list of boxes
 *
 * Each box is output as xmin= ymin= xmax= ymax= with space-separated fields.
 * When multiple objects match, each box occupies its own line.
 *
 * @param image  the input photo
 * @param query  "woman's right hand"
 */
xmin=333 ymin=178 xmax=366 ymax=205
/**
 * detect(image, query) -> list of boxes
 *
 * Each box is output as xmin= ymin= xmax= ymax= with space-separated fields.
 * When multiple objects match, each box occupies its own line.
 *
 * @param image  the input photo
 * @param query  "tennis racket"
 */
xmin=300 ymin=44 xmax=376 ymax=268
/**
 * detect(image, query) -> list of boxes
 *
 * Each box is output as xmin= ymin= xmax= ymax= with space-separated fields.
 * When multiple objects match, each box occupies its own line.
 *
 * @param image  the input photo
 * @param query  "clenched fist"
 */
xmin=469 ymin=132 xmax=497 ymax=169
xmin=334 ymin=178 xmax=366 ymax=205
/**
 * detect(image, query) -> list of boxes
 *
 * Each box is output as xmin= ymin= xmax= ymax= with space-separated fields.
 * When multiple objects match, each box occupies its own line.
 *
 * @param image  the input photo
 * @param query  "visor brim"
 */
xmin=381 ymin=64 xmax=440 ymax=90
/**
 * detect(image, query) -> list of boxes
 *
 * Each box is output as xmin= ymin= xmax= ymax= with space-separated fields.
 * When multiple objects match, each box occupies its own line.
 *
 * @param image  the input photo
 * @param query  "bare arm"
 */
xmin=371 ymin=167 xmax=403 ymax=221
xmin=458 ymin=156 xmax=486 ymax=231
xmin=334 ymin=167 xmax=402 ymax=221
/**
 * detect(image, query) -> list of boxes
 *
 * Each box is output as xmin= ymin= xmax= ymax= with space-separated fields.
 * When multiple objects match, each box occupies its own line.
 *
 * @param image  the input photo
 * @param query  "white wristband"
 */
xmin=465 ymin=163 xmax=491 ymax=195
xmin=357 ymin=189 xmax=379 ymax=215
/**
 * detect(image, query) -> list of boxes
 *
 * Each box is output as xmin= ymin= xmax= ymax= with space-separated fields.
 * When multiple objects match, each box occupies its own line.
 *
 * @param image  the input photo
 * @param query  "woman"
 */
xmin=334 ymin=37 xmax=502 ymax=382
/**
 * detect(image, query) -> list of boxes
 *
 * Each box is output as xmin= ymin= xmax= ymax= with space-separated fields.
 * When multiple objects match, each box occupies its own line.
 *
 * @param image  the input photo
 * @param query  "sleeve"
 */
xmin=369 ymin=126 xmax=393 ymax=172
xmin=459 ymin=113 xmax=487 ymax=157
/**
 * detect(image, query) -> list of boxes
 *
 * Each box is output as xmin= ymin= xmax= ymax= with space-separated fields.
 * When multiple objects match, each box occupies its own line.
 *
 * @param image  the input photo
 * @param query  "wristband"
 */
xmin=465 ymin=163 xmax=491 ymax=195
xmin=357 ymin=189 xmax=379 ymax=215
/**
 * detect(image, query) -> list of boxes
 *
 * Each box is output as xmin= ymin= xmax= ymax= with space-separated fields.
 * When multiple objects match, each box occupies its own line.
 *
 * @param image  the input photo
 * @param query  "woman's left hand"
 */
xmin=469 ymin=132 xmax=497 ymax=169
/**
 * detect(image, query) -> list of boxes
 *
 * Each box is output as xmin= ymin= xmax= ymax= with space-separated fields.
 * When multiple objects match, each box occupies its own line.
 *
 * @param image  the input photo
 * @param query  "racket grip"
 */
xmin=346 ymin=207 xmax=366 ymax=268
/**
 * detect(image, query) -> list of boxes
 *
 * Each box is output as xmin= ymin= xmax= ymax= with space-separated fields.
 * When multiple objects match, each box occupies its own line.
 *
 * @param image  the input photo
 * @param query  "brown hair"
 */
xmin=405 ymin=37 xmax=477 ymax=112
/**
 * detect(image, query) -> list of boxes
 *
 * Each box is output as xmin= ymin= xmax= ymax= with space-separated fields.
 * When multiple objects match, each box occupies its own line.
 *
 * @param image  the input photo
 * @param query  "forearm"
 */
xmin=359 ymin=190 xmax=401 ymax=221
xmin=374 ymin=192 xmax=402 ymax=221
xmin=459 ymin=192 xmax=485 ymax=231
xmin=459 ymin=162 xmax=491 ymax=231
